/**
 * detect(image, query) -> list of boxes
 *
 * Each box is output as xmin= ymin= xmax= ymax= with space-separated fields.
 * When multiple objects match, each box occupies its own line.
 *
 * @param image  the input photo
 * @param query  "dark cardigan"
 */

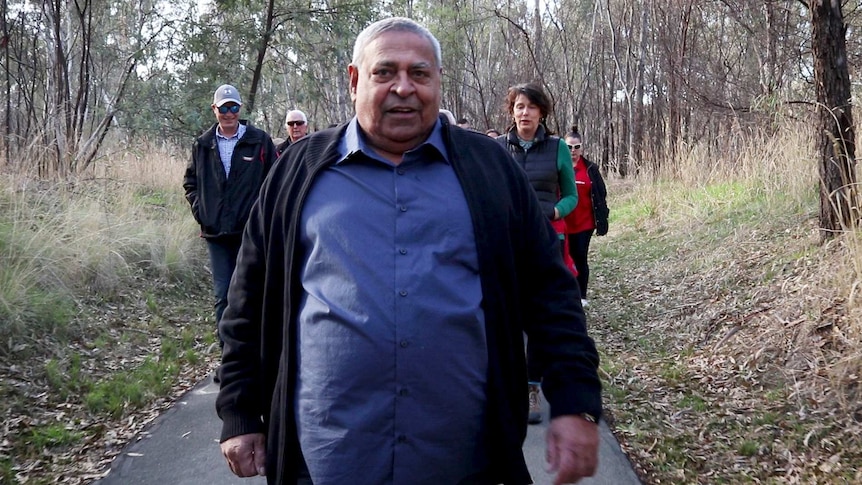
xmin=216 ymin=121 xmax=602 ymax=485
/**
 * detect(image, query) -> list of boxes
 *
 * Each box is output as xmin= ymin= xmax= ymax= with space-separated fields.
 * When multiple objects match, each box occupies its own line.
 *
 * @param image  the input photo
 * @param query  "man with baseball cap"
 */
xmin=183 ymin=83 xmax=277 ymax=356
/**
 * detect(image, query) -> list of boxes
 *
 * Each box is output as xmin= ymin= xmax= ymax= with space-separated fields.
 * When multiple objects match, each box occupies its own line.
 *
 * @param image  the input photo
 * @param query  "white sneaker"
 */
xmin=581 ymin=299 xmax=589 ymax=308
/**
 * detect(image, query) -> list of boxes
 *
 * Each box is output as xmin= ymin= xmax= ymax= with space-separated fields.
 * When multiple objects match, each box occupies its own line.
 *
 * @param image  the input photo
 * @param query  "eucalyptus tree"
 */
xmin=810 ymin=0 xmax=858 ymax=238
xmin=2 ymin=0 xmax=183 ymax=175
xmin=1 ymin=0 xmax=9 ymax=168
xmin=409 ymin=0 xmax=508 ymax=131
xmin=265 ymin=0 xmax=379 ymax=134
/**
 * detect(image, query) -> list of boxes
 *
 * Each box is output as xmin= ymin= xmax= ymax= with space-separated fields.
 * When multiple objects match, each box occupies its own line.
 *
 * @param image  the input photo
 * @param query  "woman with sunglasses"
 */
xmin=496 ymin=83 xmax=578 ymax=425
xmin=562 ymin=128 xmax=609 ymax=308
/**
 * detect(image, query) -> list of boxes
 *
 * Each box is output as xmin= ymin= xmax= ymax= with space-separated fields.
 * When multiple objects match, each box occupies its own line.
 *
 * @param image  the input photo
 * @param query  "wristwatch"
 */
xmin=579 ymin=413 xmax=598 ymax=423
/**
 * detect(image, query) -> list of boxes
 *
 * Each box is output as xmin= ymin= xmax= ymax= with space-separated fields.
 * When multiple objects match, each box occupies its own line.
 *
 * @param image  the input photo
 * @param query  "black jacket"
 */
xmin=183 ymin=121 xmax=277 ymax=238
xmin=216 ymin=122 xmax=602 ymax=484
xmin=497 ymin=125 xmax=560 ymax=220
xmin=585 ymin=158 xmax=609 ymax=235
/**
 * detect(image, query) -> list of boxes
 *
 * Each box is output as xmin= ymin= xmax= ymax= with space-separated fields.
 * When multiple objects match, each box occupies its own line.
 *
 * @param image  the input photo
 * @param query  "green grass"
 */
xmin=132 ymin=187 xmax=171 ymax=207
xmin=0 ymin=213 xmax=77 ymax=343
xmin=45 ymin=353 xmax=87 ymax=400
xmin=85 ymin=356 xmax=179 ymax=418
xmin=26 ymin=423 xmax=83 ymax=449
xmin=0 ymin=457 xmax=14 ymax=483
xmin=738 ymin=440 xmax=760 ymax=457
xmin=678 ymin=393 xmax=708 ymax=413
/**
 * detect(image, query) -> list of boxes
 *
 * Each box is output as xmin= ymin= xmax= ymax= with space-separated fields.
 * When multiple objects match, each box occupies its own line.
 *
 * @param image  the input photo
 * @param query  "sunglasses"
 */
xmin=286 ymin=120 xmax=306 ymax=127
xmin=567 ymin=144 xmax=582 ymax=150
xmin=217 ymin=105 xmax=241 ymax=114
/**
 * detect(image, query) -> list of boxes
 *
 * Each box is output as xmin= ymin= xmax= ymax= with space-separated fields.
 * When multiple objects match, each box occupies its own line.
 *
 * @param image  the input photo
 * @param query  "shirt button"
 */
xmin=399 ymin=205 xmax=407 ymax=212
xmin=397 ymin=169 xmax=405 ymax=175
xmin=399 ymin=388 xmax=409 ymax=397
xmin=400 ymin=340 xmax=409 ymax=348
xmin=397 ymin=435 xmax=407 ymax=443
xmin=399 ymin=248 xmax=407 ymax=255
xmin=399 ymin=290 xmax=408 ymax=297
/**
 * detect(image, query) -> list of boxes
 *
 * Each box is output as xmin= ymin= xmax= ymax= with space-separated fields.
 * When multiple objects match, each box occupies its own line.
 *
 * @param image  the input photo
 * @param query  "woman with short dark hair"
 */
xmin=496 ymin=83 xmax=578 ymax=425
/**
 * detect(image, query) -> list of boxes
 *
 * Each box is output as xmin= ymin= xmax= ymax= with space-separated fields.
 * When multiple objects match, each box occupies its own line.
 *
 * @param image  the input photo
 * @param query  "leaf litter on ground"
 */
xmin=592 ymin=183 xmax=862 ymax=484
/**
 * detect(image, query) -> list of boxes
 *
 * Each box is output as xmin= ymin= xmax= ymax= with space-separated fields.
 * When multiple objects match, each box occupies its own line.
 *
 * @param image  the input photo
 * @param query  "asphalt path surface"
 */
xmin=94 ymin=376 xmax=641 ymax=485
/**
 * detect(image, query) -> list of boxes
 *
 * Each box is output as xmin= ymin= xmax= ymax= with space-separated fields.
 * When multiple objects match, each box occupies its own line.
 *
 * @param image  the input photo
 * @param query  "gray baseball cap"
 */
xmin=213 ymin=84 xmax=242 ymax=107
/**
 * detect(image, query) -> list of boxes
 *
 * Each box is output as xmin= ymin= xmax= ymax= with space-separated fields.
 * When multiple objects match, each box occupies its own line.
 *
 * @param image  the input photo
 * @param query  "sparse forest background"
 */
xmin=2 ymin=0 xmax=859 ymax=179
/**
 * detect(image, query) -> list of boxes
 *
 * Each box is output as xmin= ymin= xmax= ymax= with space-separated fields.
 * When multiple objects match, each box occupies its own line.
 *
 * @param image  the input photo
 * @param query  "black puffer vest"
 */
xmin=496 ymin=125 xmax=559 ymax=220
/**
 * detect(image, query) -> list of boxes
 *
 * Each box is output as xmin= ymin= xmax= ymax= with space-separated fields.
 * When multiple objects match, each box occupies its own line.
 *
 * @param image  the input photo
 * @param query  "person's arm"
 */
xmin=221 ymin=433 xmax=266 ymax=478
xmin=546 ymin=416 xmax=599 ymax=484
xmin=216 ymin=145 xmax=301 ymax=477
xmin=183 ymin=142 xmax=201 ymax=224
xmin=554 ymin=140 xmax=577 ymax=219
xmin=514 ymin=151 xmax=601 ymax=479
xmin=216 ymin=203 xmax=270 ymax=478
xmin=215 ymin=154 xmax=282 ymax=443
xmin=588 ymin=161 xmax=609 ymax=235
xmin=519 ymin=197 xmax=601 ymax=419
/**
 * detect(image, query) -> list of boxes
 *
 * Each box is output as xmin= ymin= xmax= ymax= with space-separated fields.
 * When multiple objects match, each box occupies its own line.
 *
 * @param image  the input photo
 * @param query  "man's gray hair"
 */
xmin=351 ymin=17 xmax=442 ymax=69
xmin=286 ymin=109 xmax=307 ymax=122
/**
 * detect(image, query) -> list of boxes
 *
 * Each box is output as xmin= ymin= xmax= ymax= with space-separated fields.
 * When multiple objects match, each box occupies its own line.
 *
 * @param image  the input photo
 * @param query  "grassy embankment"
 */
xmin=0 ymin=142 xmax=215 ymax=483
xmin=591 ymin=123 xmax=862 ymax=483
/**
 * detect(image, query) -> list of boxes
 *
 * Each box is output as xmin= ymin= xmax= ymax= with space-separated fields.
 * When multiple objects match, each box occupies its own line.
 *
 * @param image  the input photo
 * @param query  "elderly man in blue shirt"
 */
xmin=216 ymin=17 xmax=601 ymax=485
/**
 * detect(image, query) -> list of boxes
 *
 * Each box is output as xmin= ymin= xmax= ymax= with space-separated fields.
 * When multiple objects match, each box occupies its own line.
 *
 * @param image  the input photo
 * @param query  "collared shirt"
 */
xmin=215 ymin=123 xmax=247 ymax=177
xmin=295 ymin=117 xmax=489 ymax=484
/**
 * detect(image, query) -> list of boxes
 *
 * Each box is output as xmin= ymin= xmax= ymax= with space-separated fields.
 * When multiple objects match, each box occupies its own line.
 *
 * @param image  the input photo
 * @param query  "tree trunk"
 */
xmin=811 ymin=0 xmax=858 ymax=240
xmin=246 ymin=0 xmax=276 ymax=114
xmin=1 ymin=0 xmax=9 ymax=168
xmin=533 ymin=0 xmax=542 ymax=78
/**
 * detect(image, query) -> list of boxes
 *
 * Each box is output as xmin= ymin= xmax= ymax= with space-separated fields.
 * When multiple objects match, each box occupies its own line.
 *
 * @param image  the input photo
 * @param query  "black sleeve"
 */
xmin=183 ymin=141 xmax=201 ymax=224
xmin=589 ymin=162 xmax=609 ymax=236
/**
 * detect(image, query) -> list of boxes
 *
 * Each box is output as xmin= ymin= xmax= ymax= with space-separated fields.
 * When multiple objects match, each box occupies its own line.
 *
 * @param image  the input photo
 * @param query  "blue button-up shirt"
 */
xmin=215 ymin=123 xmax=246 ymax=177
xmin=295 ymin=118 xmax=489 ymax=484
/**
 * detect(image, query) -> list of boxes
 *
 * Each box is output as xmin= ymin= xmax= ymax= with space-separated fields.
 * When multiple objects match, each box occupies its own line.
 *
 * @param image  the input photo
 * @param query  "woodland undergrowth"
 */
xmin=592 ymin=124 xmax=862 ymax=483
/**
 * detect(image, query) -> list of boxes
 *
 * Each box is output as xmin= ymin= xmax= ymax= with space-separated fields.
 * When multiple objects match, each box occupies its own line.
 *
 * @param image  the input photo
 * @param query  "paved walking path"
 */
xmin=93 ymin=376 xmax=641 ymax=484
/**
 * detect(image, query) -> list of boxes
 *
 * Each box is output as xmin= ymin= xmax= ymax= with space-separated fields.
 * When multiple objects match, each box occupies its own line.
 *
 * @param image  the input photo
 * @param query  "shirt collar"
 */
xmin=338 ymin=116 xmax=449 ymax=165
xmin=216 ymin=122 xmax=246 ymax=141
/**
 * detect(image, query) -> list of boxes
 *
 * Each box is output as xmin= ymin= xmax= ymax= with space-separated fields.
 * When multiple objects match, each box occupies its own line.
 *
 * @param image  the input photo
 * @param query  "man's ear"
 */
xmin=347 ymin=64 xmax=359 ymax=100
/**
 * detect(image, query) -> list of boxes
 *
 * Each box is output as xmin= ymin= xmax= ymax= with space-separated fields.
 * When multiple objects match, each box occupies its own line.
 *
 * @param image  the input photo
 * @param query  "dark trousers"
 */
xmin=567 ymin=230 xmax=594 ymax=298
xmin=205 ymin=236 xmax=242 ymax=343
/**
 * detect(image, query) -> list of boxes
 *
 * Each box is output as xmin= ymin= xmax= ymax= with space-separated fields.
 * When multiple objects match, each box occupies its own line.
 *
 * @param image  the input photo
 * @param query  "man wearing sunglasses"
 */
xmin=286 ymin=109 xmax=309 ymax=143
xmin=183 ymin=83 xmax=277 ymax=353
xmin=276 ymin=109 xmax=310 ymax=155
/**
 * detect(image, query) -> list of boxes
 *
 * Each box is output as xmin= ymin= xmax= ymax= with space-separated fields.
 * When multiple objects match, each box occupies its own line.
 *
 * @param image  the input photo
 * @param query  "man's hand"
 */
xmin=220 ymin=432 xmax=266 ymax=478
xmin=545 ymin=415 xmax=599 ymax=484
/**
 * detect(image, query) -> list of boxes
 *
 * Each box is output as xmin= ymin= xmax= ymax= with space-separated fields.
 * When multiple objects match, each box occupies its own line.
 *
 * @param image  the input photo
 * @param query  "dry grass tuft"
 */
xmin=0 ymin=140 xmax=217 ymax=483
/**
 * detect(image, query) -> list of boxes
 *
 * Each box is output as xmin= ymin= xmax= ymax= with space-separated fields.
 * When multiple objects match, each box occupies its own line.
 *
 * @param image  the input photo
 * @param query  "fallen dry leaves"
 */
xmin=0 ymin=272 xmax=216 ymax=484
xmin=592 ymin=204 xmax=862 ymax=483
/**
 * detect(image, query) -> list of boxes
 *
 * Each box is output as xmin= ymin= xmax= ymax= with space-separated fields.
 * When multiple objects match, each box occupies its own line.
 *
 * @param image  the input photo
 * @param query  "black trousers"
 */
xmin=567 ymin=230 xmax=594 ymax=299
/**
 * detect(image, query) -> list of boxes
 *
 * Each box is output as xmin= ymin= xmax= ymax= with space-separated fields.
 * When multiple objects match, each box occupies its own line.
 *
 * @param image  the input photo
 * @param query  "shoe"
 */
xmin=581 ymin=299 xmax=589 ymax=308
xmin=528 ymin=383 xmax=543 ymax=424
